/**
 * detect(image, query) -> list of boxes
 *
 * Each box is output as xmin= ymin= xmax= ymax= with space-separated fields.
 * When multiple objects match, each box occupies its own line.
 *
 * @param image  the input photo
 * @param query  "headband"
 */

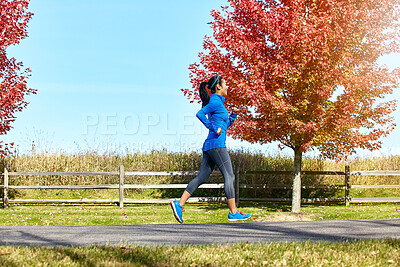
xmin=210 ymin=76 xmax=220 ymax=89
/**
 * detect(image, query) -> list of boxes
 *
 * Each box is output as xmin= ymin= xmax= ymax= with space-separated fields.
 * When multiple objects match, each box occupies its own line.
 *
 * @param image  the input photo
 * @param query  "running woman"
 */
xmin=170 ymin=76 xmax=251 ymax=223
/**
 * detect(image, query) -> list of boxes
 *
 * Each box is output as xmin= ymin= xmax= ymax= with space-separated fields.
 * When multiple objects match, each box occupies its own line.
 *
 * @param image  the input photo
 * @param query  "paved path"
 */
xmin=1 ymin=218 xmax=400 ymax=247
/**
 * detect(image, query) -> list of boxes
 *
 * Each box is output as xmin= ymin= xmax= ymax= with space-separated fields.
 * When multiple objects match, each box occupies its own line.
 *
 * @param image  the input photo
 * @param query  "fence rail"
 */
xmin=350 ymin=171 xmax=400 ymax=176
xmin=348 ymin=170 xmax=400 ymax=204
xmin=2 ymin=166 xmax=400 ymax=208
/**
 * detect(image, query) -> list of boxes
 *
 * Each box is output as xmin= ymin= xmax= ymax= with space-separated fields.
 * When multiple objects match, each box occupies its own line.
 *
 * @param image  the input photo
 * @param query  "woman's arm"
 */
xmin=227 ymin=113 xmax=237 ymax=128
xmin=196 ymin=102 xmax=219 ymax=133
xmin=227 ymin=108 xmax=238 ymax=128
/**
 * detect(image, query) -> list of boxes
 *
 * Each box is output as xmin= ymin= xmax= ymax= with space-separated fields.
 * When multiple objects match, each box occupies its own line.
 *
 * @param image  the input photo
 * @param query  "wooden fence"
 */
xmin=1 ymin=166 xmax=400 ymax=208
xmin=348 ymin=170 xmax=400 ymax=203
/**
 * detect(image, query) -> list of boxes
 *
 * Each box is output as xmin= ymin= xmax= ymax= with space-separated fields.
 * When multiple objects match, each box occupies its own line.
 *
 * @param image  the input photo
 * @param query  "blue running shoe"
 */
xmin=228 ymin=210 xmax=251 ymax=221
xmin=170 ymin=200 xmax=184 ymax=223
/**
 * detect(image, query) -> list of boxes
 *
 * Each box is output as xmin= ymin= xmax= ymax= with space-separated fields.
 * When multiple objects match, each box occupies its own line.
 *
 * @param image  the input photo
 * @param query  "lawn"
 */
xmin=0 ymin=239 xmax=399 ymax=266
xmin=1 ymin=202 xmax=400 ymax=226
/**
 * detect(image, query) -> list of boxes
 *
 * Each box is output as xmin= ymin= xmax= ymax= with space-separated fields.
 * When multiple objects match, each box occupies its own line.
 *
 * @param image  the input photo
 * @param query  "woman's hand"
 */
xmin=232 ymin=107 xmax=239 ymax=114
xmin=217 ymin=128 xmax=222 ymax=135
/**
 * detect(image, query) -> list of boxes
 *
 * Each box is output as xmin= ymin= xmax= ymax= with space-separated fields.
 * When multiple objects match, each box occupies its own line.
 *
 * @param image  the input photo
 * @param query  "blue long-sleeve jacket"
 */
xmin=196 ymin=94 xmax=237 ymax=151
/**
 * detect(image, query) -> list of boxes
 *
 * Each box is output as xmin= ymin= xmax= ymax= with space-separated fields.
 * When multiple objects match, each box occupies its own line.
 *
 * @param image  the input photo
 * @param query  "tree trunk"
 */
xmin=291 ymin=146 xmax=302 ymax=213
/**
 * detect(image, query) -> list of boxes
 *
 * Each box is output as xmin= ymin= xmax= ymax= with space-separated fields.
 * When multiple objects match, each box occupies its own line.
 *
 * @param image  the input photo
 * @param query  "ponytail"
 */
xmin=199 ymin=82 xmax=210 ymax=107
xmin=198 ymin=76 xmax=222 ymax=107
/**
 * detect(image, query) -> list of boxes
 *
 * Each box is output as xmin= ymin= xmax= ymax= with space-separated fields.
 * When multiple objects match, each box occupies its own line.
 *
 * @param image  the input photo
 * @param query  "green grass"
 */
xmin=1 ymin=239 xmax=399 ymax=266
xmin=1 ymin=202 xmax=400 ymax=226
xmin=302 ymin=203 xmax=400 ymax=221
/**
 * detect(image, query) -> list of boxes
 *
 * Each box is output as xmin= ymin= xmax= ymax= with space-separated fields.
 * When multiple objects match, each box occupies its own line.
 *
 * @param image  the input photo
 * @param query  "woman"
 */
xmin=170 ymin=76 xmax=251 ymax=223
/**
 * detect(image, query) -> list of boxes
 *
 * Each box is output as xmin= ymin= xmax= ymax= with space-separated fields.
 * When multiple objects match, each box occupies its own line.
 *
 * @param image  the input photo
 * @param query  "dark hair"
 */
xmin=199 ymin=76 xmax=223 ymax=107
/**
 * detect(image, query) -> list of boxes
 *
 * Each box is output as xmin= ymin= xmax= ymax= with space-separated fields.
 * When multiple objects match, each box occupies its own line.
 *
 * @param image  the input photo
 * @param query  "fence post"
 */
xmin=3 ymin=168 xmax=9 ymax=208
xmin=235 ymin=164 xmax=240 ymax=208
xmin=345 ymin=165 xmax=350 ymax=206
xmin=119 ymin=165 xmax=124 ymax=208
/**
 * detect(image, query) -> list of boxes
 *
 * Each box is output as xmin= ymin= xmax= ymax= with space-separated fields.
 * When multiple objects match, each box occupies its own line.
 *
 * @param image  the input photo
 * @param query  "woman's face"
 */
xmin=216 ymin=79 xmax=228 ymax=97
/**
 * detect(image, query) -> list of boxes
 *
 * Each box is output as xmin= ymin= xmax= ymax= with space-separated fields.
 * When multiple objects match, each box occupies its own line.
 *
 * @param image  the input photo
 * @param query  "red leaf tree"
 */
xmin=182 ymin=0 xmax=400 ymax=212
xmin=0 ymin=0 xmax=35 ymax=156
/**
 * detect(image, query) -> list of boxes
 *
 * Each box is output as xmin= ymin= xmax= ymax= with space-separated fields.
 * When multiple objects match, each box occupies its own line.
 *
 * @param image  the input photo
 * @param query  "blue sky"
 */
xmin=3 ymin=0 xmax=400 ymax=157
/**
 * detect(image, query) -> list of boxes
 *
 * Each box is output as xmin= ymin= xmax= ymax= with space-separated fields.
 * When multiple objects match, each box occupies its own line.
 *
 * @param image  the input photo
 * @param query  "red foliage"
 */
xmin=182 ymin=0 xmax=400 ymax=160
xmin=0 ymin=0 xmax=35 ymax=156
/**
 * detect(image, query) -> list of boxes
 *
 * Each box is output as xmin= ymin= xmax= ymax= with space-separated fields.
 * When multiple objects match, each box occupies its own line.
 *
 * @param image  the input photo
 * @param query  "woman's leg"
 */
xmin=179 ymin=151 xmax=215 ymax=206
xmin=179 ymin=191 xmax=191 ymax=207
xmin=227 ymin=198 xmax=238 ymax=214
xmin=206 ymin=147 xmax=237 ymax=214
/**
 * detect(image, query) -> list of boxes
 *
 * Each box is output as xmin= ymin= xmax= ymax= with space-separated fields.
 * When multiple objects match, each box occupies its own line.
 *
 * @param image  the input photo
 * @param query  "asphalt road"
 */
xmin=1 ymin=218 xmax=399 ymax=247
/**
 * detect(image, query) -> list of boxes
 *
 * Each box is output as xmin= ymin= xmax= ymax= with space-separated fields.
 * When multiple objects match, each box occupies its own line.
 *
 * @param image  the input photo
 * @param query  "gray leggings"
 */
xmin=185 ymin=147 xmax=235 ymax=199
